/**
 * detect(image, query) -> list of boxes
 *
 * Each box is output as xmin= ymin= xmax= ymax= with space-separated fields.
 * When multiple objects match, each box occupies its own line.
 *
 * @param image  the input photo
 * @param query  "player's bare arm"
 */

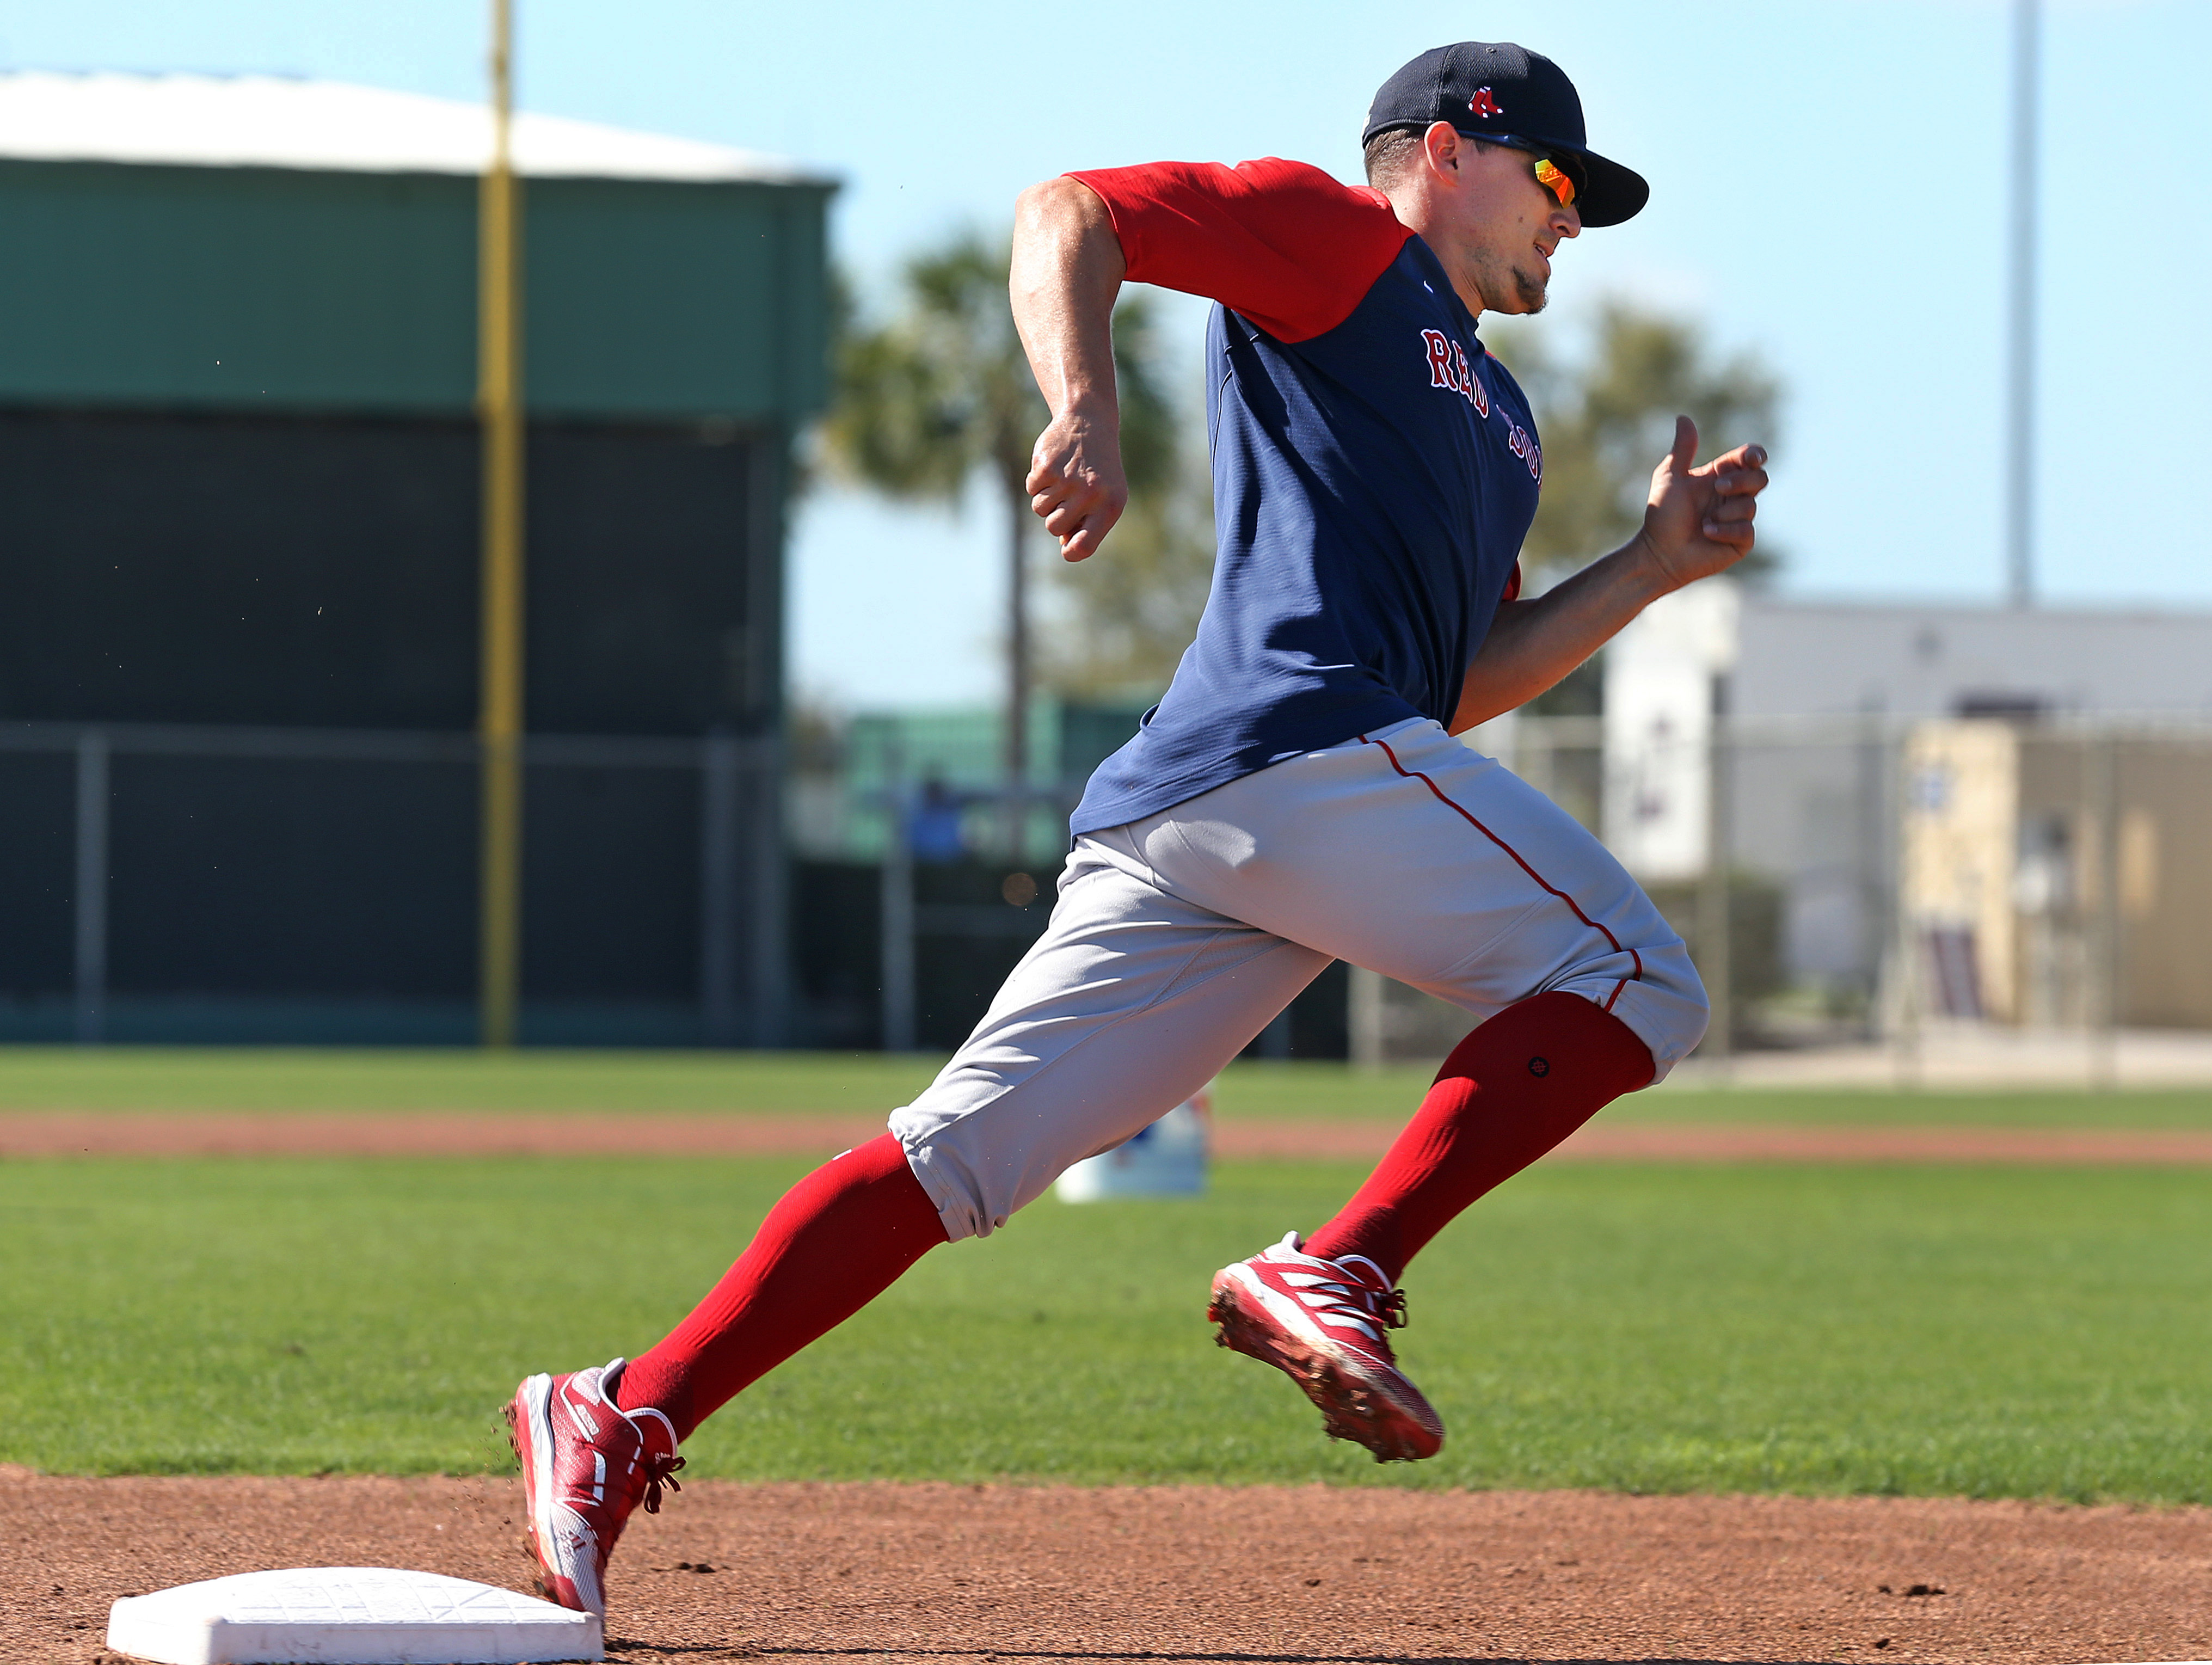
xmin=1010 ymin=176 xmax=1128 ymax=563
xmin=1449 ymin=417 xmax=1770 ymax=732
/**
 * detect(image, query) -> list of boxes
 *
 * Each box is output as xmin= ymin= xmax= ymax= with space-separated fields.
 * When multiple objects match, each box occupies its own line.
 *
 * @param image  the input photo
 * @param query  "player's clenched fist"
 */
xmin=1027 ymin=407 xmax=1128 ymax=562
xmin=1633 ymin=414 xmax=1771 ymax=592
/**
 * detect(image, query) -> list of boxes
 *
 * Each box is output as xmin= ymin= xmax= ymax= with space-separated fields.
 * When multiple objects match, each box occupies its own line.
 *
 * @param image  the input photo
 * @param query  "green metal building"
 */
xmin=0 ymin=72 xmax=835 ymax=1045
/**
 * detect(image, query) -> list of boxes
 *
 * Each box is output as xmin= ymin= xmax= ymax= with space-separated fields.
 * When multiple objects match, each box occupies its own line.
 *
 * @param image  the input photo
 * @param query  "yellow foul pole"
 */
xmin=477 ymin=0 xmax=525 ymax=1048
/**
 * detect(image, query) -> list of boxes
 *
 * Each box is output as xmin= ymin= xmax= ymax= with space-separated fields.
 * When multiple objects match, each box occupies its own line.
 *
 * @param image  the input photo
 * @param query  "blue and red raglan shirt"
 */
xmin=1063 ymin=157 xmax=1540 ymax=838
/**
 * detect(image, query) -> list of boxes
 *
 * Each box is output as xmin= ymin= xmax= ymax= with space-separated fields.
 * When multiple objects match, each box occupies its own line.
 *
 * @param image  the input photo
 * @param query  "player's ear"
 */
xmin=1422 ymin=121 xmax=1461 ymax=180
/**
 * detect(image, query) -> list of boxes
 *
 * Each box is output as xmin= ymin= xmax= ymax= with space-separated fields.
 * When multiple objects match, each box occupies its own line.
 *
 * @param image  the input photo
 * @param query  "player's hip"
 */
xmin=1104 ymin=718 xmax=1636 ymax=932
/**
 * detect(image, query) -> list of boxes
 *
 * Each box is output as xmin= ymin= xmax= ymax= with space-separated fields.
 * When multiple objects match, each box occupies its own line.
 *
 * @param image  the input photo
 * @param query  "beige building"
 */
xmin=1903 ymin=722 xmax=2212 ymax=1029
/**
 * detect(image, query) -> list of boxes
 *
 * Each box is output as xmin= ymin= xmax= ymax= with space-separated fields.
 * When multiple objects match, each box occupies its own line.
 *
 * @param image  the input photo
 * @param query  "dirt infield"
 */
xmin=10 ymin=1473 xmax=2210 ymax=1665
xmin=5 ymin=1110 xmax=2212 ymax=1164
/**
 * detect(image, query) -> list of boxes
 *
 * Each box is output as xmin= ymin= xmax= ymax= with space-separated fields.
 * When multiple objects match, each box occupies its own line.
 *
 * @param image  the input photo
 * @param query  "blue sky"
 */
xmin=17 ymin=1 xmax=2210 ymax=709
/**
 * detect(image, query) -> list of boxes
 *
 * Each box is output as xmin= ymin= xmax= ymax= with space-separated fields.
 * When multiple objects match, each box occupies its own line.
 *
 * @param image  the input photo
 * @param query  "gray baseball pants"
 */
xmin=889 ymin=717 xmax=1706 ymax=1243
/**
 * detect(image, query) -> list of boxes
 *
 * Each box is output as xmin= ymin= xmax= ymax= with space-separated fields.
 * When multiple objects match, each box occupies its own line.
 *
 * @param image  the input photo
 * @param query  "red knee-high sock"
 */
xmin=613 ymin=1133 xmax=947 ymax=1440
xmin=1302 ymin=992 xmax=1655 ymax=1286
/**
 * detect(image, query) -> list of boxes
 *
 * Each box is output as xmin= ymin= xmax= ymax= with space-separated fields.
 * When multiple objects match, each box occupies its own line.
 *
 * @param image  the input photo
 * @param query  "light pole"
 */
xmin=2003 ymin=0 xmax=2040 ymax=609
xmin=477 ymin=0 xmax=526 ymax=1046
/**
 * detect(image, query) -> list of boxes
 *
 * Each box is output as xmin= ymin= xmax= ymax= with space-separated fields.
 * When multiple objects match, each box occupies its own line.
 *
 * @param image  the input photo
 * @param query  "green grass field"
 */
xmin=3 ymin=1043 xmax=2210 ymax=1127
xmin=6 ymin=1151 xmax=2207 ymax=1501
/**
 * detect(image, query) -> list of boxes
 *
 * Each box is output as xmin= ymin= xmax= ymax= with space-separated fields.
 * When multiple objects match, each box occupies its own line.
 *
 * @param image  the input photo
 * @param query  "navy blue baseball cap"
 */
xmin=1364 ymin=42 xmax=1649 ymax=228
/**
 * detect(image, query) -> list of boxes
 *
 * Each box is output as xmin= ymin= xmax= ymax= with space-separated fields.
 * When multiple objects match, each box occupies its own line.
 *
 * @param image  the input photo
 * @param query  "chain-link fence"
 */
xmin=0 ymin=720 xmax=784 ymax=1046
xmin=17 ymin=709 xmax=2209 ymax=1075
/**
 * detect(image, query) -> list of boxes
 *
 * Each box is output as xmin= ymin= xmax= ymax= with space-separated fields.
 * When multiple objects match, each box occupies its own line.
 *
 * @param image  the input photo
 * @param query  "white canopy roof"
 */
xmin=0 ymin=70 xmax=832 ymax=185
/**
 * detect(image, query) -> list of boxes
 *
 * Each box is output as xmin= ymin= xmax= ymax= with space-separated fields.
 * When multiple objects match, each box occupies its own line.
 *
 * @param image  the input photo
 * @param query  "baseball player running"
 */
xmin=508 ymin=40 xmax=1769 ymax=1616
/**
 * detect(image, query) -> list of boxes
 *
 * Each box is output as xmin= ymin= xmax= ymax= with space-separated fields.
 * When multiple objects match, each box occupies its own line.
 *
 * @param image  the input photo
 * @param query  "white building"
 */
xmin=1602 ymin=586 xmax=2212 ymax=1012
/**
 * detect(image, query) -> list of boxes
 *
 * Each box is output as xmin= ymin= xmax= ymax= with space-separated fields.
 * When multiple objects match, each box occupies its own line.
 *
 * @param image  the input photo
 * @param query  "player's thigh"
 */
xmin=1138 ymin=719 xmax=1705 ymax=1070
xmin=889 ymin=833 xmax=1328 ymax=1242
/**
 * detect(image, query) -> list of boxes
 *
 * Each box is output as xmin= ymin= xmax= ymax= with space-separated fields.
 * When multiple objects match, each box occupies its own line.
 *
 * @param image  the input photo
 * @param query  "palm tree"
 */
xmin=822 ymin=232 xmax=1175 ymax=836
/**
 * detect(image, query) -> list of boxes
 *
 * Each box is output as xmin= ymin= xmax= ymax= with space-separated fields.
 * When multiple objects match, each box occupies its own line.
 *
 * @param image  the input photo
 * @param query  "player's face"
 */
xmin=1452 ymin=140 xmax=1582 ymax=316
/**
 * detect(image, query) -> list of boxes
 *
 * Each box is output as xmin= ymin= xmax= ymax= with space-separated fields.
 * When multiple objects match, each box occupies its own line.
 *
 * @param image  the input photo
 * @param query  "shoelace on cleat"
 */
xmin=1325 ymin=1253 xmax=1408 ymax=1332
xmin=1282 ymin=1265 xmax=1410 ymax=1344
xmin=640 ymin=1452 xmax=685 ymax=1514
xmin=1373 ymin=1287 xmax=1408 ymax=1330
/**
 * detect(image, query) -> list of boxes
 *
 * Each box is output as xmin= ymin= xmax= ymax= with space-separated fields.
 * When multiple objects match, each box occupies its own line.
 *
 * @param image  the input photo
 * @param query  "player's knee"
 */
xmin=1665 ymin=941 xmax=1711 ymax=1018
xmin=892 ymin=1131 xmax=1005 ymax=1244
xmin=1614 ymin=933 xmax=1708 ymax=1078
xmin=1673 ymin=954 xmax=1712 ymax=1047
xmin=892 ymin=1111 xmax=1079 ymax=1244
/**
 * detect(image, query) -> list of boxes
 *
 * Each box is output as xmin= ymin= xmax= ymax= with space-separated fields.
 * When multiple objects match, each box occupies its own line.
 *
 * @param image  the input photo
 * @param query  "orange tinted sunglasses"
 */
xmin=1532 ymin=156 xmax=1577 ymax=209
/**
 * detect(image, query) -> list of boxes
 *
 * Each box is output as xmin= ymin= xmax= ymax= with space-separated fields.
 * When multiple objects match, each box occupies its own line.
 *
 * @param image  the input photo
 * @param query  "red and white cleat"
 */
xmin=506 ymin=1358 xmax=684 ymax=1617
xmin=1208 ymin=1232 xmax=1444 ymax=1463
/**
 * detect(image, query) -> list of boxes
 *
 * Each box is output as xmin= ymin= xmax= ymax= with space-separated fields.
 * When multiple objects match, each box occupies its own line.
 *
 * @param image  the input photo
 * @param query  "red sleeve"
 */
xmin=1502 ymin=561 xmax=1523 ymax=602
xmin=1066 ymin=158 xmax=1412 ymax=345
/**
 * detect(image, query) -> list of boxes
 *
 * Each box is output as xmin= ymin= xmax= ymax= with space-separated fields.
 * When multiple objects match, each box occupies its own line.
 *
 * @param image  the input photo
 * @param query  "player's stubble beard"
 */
xmin=1503 ymin=242 xmax=1551 ymax=313
xmin=1464 ymin=241 xmax=1550 ymax=317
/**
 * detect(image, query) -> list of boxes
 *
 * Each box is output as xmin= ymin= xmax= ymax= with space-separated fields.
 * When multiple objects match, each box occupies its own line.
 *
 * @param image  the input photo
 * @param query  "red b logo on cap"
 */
xmin=1468 ymin=87 xmax=1503 ymax=119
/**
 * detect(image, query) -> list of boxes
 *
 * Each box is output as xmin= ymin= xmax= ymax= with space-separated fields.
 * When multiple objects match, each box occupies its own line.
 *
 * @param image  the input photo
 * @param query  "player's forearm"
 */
xmin=1010 ymin=177 xmax=1127 ymax=420
xmin=1447 ymin=536 xmax=1678 ymax=732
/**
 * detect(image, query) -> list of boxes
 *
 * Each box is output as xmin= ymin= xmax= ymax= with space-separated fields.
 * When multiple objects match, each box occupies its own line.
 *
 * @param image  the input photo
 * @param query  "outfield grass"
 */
xmin=2 ymin=1045 xmax=2208 ymax=1127
xmin=5 ymin=1154 xmax=2206 ymax=1501
xmin=0 ymin=1047 xmax=948 ymax=1115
